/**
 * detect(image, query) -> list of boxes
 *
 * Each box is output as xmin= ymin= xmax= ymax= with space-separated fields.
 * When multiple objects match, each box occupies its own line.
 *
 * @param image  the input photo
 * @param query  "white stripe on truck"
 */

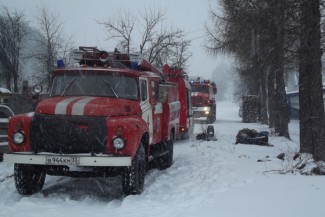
xmin=71 ymin=97 xmax=96 ymax=115
xmin=55 ymin=97 xmax=81 ymax=115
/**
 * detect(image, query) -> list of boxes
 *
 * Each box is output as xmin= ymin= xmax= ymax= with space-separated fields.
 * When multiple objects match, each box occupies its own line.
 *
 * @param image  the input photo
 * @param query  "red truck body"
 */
xmin=4 ymin=47 xmax=187 ymax=196
xmin=163 ymin=65 xmax=193 ymax=139
xmin=190 ymin=78 xmax=217 ymax=123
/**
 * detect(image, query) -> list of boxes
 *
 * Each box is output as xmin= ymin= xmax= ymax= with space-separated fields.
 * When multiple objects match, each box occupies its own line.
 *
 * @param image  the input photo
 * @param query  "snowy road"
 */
xmin=1 ymin=101 xmax=324 ymax=217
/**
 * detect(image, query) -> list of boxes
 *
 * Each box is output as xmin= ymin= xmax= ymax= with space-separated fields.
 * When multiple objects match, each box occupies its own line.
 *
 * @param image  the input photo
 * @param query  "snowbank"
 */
xmin=0 ymin=101 xmax=324 ymax=217
xmin=0 ymin=88 xmax=11 ymax=94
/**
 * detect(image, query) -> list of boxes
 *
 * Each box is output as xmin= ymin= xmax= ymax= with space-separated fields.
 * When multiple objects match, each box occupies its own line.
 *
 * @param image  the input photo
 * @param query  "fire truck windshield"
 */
xmin=191 ymin=85 xmax=209 ymax=93
xmin=51 ymin=74 xmax=138 ymax=100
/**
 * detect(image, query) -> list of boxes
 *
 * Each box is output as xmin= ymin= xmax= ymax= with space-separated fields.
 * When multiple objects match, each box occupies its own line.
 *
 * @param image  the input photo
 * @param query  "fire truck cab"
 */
xmin=4 ymin=47 xmax=181 ymax=196
xmin=190 ymin=78 xmax=217 ymax=123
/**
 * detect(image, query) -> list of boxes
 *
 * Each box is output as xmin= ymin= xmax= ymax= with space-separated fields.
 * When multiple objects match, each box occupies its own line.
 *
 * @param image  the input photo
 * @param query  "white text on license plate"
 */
xmin=46 ymin=156 xmax=80 ymax=165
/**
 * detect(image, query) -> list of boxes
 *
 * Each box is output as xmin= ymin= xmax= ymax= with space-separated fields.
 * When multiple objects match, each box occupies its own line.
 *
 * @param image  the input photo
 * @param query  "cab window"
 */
xmin=151 ymin=80 xmax=159 ymax=101
xmin=140 ymin=79 xmax=148 ymax=101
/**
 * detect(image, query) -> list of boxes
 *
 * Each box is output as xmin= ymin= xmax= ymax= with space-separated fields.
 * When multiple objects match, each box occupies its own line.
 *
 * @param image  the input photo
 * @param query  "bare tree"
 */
xmin=0 ymin=6 xmax=27 ymax=92
xmin=145 ymin=29 xmax=189 ymax=68
xmin=139 ymin=8 xmax=166 ymax=54
xmin=170 ymin=40 xmax=192 ymax=69
xmin=99 ymin=8 xmax=191 ymax=70
xmin=99 ymin=10 xmax=135 ymax=54
xmin=33 ymin=6 xmax=74 ymax=89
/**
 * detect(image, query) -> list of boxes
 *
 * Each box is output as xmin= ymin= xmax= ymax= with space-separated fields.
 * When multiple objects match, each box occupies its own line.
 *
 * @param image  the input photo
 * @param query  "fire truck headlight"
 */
xmin=205 ymin=111 xmax=210 ymax=115
xmin=203 ymin=107 xmax=209 ymax=111
xmin=113 ymin=137 xmax=125 ymax=149
xmin=13 ymin=131 xmax=25 ymax=144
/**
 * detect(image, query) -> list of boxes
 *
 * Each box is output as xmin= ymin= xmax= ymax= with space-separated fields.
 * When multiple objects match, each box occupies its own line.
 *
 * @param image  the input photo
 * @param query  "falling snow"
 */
xmin=1 ymin=101 xmax=324 ymax=217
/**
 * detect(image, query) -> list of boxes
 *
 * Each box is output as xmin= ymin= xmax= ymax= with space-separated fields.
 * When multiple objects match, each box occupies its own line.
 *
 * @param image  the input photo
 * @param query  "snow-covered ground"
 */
xmin=1 ymin=101 xmax=324 ymax=217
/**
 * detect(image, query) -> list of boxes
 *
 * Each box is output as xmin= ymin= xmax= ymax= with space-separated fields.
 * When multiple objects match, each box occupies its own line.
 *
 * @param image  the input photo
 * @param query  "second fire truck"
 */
xmin=163 ymin=65 xmax=193 ymax=140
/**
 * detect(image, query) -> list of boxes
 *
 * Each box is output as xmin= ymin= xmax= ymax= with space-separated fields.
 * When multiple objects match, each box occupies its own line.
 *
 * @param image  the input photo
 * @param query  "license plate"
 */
xmin=46 ymin=156 xmax=80 ymax=165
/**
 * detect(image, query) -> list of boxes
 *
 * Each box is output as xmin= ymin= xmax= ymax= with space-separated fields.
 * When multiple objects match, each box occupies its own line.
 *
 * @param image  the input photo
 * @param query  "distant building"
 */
xmin=0 ymin=87 xmax=11 ymax=105
xmin=286 ymin=61 xmax=325 ymax=92
xmin=285 ymin=62 xmax=325 ymax=119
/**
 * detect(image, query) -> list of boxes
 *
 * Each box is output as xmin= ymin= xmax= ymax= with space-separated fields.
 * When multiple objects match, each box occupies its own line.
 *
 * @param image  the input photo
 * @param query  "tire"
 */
xmin=206 ymin=116 xmax=212 ymax=124
xmin=122 ymin=143 xmax=146 ymax=196
xmin=207 ymin=115 xmax=214 ymax=124
xmin=156 ymin=133 xmax=174 ymax=170
xmin=207 ymin=107 xmax=216 ymax=124
xmin=14 ymin=164 xmax=46 ymax=195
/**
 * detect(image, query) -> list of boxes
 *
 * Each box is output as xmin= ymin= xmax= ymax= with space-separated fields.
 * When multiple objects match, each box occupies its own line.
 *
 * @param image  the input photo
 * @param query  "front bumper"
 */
xmin=4 ymin=152 xmax=132 ymax=167
xmin=192 ymin=106 xmax=211 ymax=118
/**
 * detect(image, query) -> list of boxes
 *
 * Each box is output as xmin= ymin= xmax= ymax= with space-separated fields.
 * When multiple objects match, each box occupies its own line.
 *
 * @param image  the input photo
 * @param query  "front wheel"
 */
xmin=14 ymin=164 xmax=46 ymax=195
xmin=122 ymin=143 xmax=146 ymax=196
xmin=207 ymin=106 xmax=216 ymax=124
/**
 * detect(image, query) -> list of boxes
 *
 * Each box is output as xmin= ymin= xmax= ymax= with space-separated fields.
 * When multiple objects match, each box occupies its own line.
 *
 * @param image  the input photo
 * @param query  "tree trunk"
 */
xmin=267 ymin=68 xmax=275 ymax=128
xmin=13 ymin=73 xmax=18 ymax=93
xmin=260 ymin=68 xmax=269 ymax=125
xmin=298 ymin=0 xmax=325 ymax=161
xmin=5 ymin=70 xmax=11 ymax=91
xmin=271 ymin=1 xmax=290 ymax=138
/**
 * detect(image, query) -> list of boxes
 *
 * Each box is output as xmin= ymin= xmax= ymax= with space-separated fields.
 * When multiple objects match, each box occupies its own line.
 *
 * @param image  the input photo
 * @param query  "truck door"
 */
xmin=140 ymin=78 xmax=153 ymax=144
xmin=150 ymin=80 xmax=163 ymax=144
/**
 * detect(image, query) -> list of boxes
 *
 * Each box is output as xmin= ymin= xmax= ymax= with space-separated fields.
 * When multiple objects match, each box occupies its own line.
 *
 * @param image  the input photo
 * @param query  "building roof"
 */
xmin=0 ymin=87 xmax=11 ymax=94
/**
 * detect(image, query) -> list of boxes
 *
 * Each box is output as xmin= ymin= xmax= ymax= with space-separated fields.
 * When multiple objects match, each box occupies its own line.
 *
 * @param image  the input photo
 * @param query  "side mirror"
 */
xmin=33 ymin=85 xmax=43 ymax=94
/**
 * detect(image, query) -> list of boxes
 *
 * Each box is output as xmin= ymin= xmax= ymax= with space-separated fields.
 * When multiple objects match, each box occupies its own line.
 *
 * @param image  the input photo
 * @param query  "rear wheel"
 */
xmin=122 ymin=143 xmax=146 ymax=195
xmin=14 ymin=164 xmax=46 ymax=195
xmin=156 ymin=133 xmax=174 ymax=170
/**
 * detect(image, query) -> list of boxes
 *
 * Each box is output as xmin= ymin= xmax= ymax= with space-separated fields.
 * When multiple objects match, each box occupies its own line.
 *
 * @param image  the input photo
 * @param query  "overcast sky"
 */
xmin=1 ymin=0 xmax=232 ymax=79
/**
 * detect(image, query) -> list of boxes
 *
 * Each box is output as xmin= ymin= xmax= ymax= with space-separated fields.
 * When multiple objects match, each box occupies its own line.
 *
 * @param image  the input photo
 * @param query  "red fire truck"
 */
xmin=4 ymin=47 xmax=186 ymax=196
xmin=190 ymin=78 xmax=217 ymax=123
xmin=163 ymin=65 xmax=193 ymax=140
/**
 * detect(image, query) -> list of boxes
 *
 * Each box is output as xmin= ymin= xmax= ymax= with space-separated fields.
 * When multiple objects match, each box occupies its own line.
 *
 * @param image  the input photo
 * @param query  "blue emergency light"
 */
xmin=57 ymin=59 xmax=65 ymax=68
xmin=131 ymin=61 xmax=139 ymax=70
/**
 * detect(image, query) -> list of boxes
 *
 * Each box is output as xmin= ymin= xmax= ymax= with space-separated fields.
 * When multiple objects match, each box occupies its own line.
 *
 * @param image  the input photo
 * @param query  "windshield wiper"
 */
xmin=61 ymin=77 xmax=77 ymax=96
xmin=103 ymin=80 xmax=119 ymax=99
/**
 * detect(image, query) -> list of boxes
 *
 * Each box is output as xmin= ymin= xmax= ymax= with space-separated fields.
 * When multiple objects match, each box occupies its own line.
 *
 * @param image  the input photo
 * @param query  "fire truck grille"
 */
xmin=30 ymin=114 xmax=107 ymax=154
xmin=192 ymin=96 xmax=202 ymax=106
